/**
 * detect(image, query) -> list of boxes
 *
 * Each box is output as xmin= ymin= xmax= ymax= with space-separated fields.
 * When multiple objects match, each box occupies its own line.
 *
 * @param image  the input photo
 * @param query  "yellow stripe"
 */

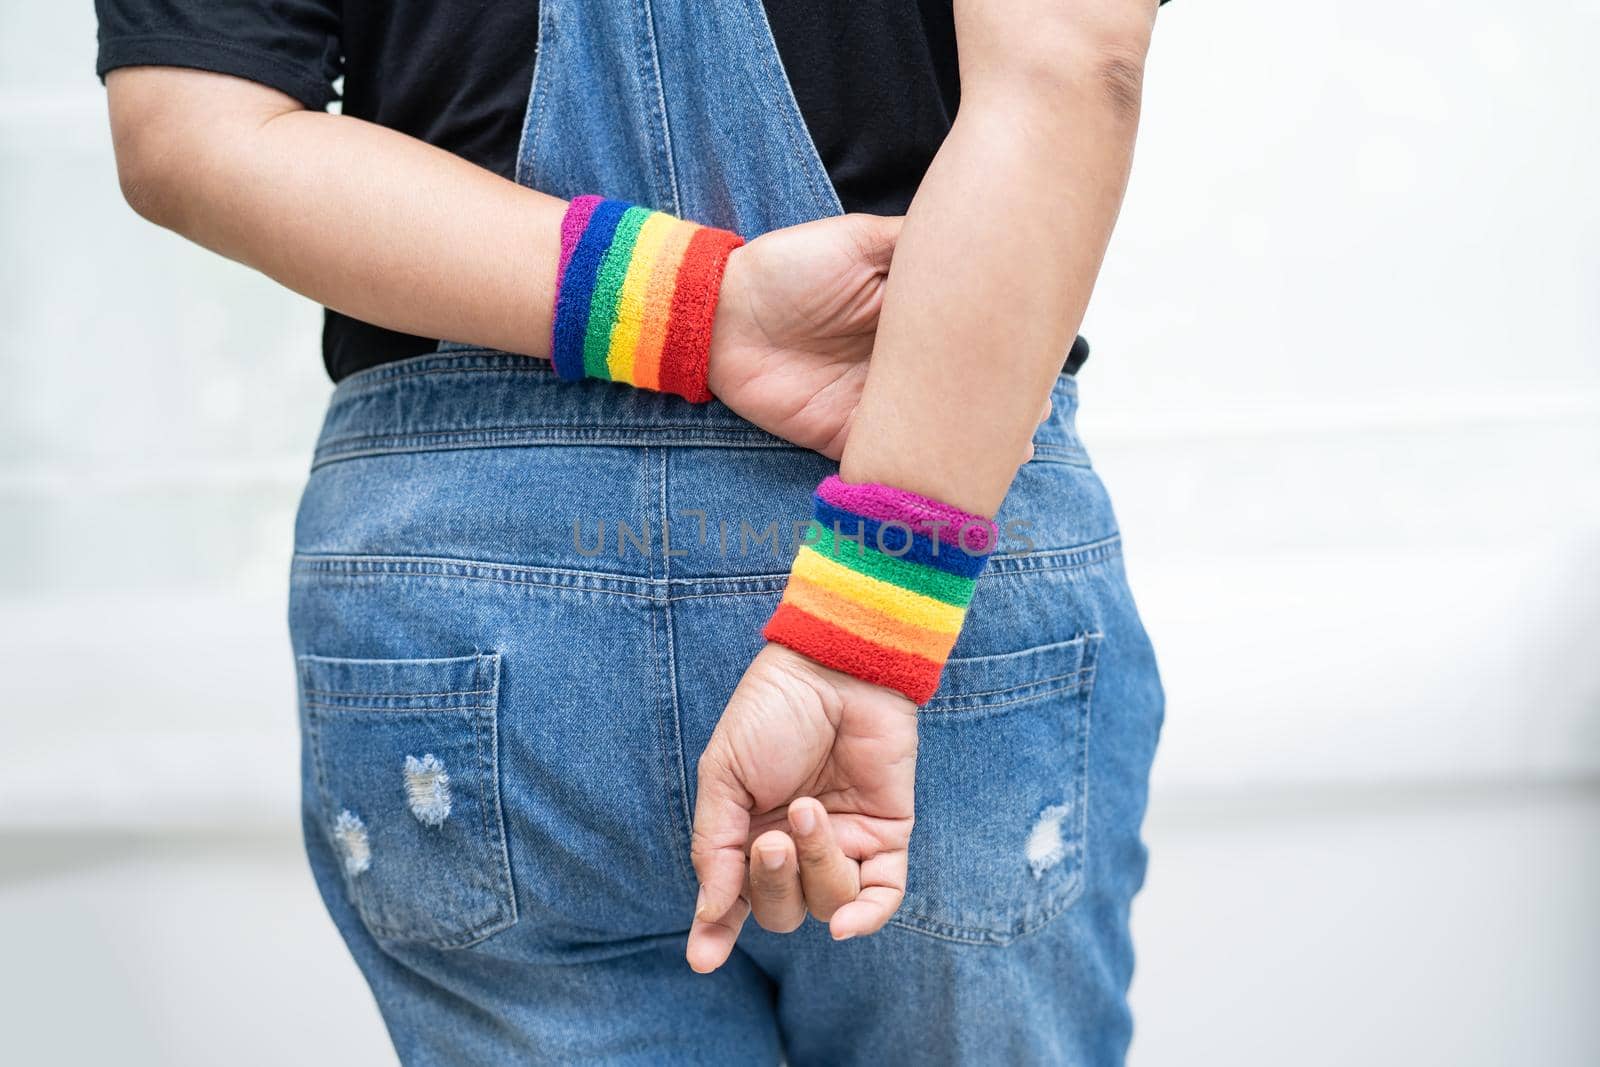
xmin=782 ymin=574 xmax=959 ymax=660
xmin=606 ymin=212 xmax=677 ymax=383
xmin=790 ymin=547 xmax=966 ymax=633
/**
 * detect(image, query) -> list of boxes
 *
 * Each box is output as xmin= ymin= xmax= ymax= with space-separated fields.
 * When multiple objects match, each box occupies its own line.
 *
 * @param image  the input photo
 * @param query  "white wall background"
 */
xmin=2 ymin=1 xmax=1596 ymax=1063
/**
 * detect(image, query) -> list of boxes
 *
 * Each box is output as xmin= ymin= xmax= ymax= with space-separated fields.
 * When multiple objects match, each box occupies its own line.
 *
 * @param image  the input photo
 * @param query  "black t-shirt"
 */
xmin=96 ymin=0 xmax=1137 ymax=381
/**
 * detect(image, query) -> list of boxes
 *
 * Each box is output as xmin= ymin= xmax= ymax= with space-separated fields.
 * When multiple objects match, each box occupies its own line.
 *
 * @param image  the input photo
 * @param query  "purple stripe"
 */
xmin=551 ymin=195 xmax=603 ymax=353
xmin=815 ymin=475 xmax=999 ymax=553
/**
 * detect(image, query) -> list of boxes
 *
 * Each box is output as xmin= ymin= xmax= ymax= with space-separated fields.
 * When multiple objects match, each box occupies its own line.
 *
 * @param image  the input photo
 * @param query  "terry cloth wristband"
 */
xmin=551 ymin=195 xmax=744 ymax=403
xmin=762 ymin=476 xmax=999 ymax=705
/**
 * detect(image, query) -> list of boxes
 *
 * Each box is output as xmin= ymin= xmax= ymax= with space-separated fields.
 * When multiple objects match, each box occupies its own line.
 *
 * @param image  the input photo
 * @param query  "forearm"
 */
xmin=839 ymin=1 xmax=1154 ymax=516
xmin=108 ymin=67 xmax=563 ymax=355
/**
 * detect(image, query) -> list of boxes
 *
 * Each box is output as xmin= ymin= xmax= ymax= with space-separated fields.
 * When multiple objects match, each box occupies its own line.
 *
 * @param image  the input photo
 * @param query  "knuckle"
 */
xmin=797 ymin=845 xmax=831 ymax=870
xmin=749 ymin=874 xmax=791 ymax=903
xmin=753 ymin=909 xmax=804 ymax=934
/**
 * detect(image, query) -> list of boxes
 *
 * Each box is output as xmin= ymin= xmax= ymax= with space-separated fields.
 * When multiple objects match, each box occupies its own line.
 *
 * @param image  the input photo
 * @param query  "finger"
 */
xmin=689 ymin=751 xmax=754 ymax=929
xmin=828 ymin=849 xmax=908 ymax=941
xmin=746 ymin=830 xmax=807 ymax=933
xmin=788 ymin=797 xmax=859 ymax=921
xmin=1039 ymin=395 xmax=1053 ymax=425
xmin=686 ymin=895 xmax=751 ymax=974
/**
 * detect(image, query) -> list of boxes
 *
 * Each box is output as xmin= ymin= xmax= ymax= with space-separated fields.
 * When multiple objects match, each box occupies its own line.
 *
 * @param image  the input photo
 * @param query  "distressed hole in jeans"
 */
xmin=333 ymin=809 xmax=372 ymax=875
xmin=404 ymin=753 xmax=453 ymax=826
xmin=1026 ymin=803 xmax=1071 ymax=879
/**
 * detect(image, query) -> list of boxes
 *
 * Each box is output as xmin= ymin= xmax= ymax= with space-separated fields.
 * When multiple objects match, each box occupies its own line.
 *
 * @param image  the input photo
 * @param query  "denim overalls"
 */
xmin=289 ymin=1 xmax=1164 ymax=1062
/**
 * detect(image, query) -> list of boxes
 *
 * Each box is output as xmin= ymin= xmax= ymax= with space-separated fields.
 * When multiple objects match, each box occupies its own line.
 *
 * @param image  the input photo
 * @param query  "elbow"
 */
xmin=112 ymin=132 xmax=182 ymax=228
xmin=962 ymin=2 xmax=1156 ymax=124
xmin=105 ymin=67 xmax=253 ymax=231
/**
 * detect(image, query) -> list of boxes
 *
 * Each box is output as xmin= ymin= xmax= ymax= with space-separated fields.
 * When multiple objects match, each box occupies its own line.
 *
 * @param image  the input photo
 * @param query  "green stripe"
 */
xmin=583 ymin=206 xmax=652 ymax=380
xmin=810 ymin=524 xmax=976 ymax=607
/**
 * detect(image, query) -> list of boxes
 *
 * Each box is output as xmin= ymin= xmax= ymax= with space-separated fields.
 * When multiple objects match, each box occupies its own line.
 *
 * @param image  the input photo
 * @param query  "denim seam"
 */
xmin=290 ymin=540 xmax=1124 ymax=599
xmin=659 ymin=448 xmax=699 ymax=883
xmin=302 ymin=703 xmax=496 ymax=714
xmin=1075 ymin=646 xmax=1098 ymax=936
xmin=329 ymin=348 xmax=1075 ymax=400
xmin=653 ymin=584 xmax=696 ymax=887
xmin=311 ymin=427 xmax=789 ymax=468
xmin=291 ymin=547 xmax=1126 ymax=604
xmin=329 ymin=351 xmax=558 ymax=392
xmin=516 ymin=1 xmax=555 ymax=189
xmin=301 ymin=688 xmax=496 ymax=699
xmin=313 ymin=435 xmax=1089 ymax=469
xmin=920 ymin=669 xmax=1093 ymax=711
xmin=635 ymin=0 xmax=682 ymax=214
xmin=475 ymin=651 xmax=520 ymax=943
xmin=885 ymin=874 xmax=1084 ymax=947
xmin=914 ymin=677 xmax=1093 ymax=718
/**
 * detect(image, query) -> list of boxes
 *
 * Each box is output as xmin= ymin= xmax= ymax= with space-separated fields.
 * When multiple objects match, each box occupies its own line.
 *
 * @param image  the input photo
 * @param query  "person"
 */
xmin=97 ymin=0 xmax=1167 ymax=1061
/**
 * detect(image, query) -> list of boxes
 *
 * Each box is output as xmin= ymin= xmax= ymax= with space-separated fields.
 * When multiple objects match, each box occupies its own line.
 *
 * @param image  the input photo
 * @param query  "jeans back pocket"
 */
xmin=895 ymin=633 xmax=1101 ymax=945
xmin=299 ymin=652 xmax=517 ymax=949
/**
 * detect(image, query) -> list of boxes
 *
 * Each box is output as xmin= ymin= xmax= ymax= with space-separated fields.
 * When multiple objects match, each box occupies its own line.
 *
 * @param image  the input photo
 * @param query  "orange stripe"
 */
xmin=630 ymin=219 xmax=697 ymax=392
xmin=782 ymin=574 xmax=959 ymax=662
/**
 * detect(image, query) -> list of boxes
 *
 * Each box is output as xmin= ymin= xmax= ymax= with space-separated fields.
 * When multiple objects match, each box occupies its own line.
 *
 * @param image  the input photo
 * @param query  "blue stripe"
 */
xmin=552 ymin=199 xmax=629 ymax=380
xmin=812 ymin=497 xmax=991 ymax=578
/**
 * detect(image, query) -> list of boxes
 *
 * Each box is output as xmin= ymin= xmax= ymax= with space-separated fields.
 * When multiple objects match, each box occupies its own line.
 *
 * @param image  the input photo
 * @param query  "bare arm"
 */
xmin=108 ymin=67 xmax=561 ymax=355
xmin=105 ymin=66 xmax=904 ymax=456
xmin=839 ymin=0 xmax=1156 ymax=515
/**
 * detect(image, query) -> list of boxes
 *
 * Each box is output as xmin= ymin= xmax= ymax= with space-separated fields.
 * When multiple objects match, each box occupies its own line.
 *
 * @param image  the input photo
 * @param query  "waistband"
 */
xmin=311 ymin=350 xmax=1086 ymax=470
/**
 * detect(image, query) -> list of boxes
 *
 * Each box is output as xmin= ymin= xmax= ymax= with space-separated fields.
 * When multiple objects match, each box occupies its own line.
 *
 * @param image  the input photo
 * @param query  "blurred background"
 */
xmin=3 ymin=1 xmax=1597 ymax=1063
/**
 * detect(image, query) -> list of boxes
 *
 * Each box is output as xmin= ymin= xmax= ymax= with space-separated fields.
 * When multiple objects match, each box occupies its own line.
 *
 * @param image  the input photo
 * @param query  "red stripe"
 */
xmin=657 ymin=226 xmax=743 ymax=403
xmin=763 ymin=602 xmax=945 ymax=705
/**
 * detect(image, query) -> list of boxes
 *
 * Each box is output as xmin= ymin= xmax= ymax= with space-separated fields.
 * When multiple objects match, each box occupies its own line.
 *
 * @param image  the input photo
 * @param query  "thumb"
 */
xmin=689 ymin=747 xmax=753 ymax=924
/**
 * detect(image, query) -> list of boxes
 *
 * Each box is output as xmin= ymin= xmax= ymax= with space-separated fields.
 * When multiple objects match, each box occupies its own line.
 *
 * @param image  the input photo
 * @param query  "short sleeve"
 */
xmin=95 ymin=0 xmax=342 ymax=111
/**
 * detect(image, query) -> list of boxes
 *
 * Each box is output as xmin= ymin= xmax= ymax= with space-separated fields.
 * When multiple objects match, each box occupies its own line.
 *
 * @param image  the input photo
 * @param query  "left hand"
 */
xmin=707 ymin=214 xmax=902 ymax=459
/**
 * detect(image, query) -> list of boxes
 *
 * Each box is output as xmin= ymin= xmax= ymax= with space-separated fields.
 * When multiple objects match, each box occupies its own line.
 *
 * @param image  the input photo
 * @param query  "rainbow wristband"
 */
xmin=551 ymin=195 xmax=744 ymax=403
xmin=762 ymin=476 xmax=999 ymax=704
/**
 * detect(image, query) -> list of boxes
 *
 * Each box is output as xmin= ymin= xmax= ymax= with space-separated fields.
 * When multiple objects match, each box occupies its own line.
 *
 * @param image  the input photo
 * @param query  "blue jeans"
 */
xmin=289 ymin=352 xmax=1163 ymax=1063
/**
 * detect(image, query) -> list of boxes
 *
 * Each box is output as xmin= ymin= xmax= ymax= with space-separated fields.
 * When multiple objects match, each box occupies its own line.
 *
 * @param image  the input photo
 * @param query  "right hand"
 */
xmin=687 ymin=642 xmax=920 ymax=973
xmin=706 ymin=214 xmax=902 ymax=459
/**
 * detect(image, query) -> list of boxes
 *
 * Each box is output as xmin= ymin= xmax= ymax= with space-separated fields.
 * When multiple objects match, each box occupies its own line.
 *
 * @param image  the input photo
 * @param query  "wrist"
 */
xmin=762 ymin=475 xmax=998 ymax=705
xmin=705 ymin=244 xmax=751 ymax=399
xmin=549 ymin=196 xmax=742 ymax=403
xmin=759 ymin=640 xmax=917 ymax=710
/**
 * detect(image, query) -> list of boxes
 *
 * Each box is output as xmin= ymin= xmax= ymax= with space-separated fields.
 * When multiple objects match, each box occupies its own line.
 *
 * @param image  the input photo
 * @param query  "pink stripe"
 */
xmin=815 ymin=475 xmax=999 ymax=553
xmin=554 ymin=196 xmax=602 ymax=303
xmin=551 ymin=195 xmax=603 ymax=356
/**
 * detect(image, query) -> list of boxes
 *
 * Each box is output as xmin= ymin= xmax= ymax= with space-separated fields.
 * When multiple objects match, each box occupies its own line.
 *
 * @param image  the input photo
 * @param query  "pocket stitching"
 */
xmin=920 ymin=671 xmax=1094 ymax=716
xmin=890 ymin=636 xmax=1101 ymax=946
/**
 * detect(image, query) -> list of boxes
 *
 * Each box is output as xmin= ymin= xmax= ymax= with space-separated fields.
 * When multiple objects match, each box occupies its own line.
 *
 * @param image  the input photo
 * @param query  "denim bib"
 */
xmin=516 ymin=0 xmax=843 ymax=233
